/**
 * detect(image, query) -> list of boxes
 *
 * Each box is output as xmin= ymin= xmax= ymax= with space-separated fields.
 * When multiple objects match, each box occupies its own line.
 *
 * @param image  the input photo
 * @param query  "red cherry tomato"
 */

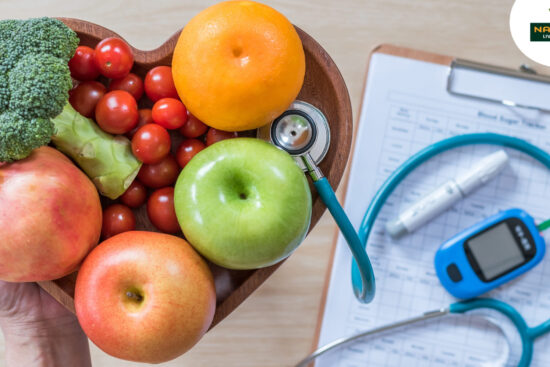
xmin=94 ymin=37 xmax=134 ymax=79
xmin=69 ymin=45 xmax=100 ymax=81
xmin=120 ymin=180 xmax=147 ymax=208
xmin=102 ymin=204 xmax=136 ymax=239
xmin=144 ymin=66 xmax=178 ymax=102
xmin=138 ymin=155 xmax=180 ymax=188
xmin=147 ymin=187 xmax=180 ymax=233
xmin=176 ymin=139 xmax=206 ymax=168
xmin=131 ymin=124 xmax=171 ymax=164
xmin=179 ymin=113 xmax=208 ymax=138
xmin=152 ymin=98 xmax=188 ymax=130
xmin=127 ymin=109 xmax=153 ymax=139
xmin=108 ymin=73 xmax=144 ymax=101
xmin=206 ymin=128 xmax=238 ymax=146
xmin=69 ymin=81 xmax=106 ymax=118
xmin=95 ymin=90 xmax=139 ymax=134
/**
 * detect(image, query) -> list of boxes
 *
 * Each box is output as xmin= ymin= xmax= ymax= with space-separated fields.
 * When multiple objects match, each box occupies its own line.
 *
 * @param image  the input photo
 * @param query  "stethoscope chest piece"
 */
xmin=257 ymin=100 xmax=330 ymax=171
xmin=259 ymin=99 xmax=376 ymax=305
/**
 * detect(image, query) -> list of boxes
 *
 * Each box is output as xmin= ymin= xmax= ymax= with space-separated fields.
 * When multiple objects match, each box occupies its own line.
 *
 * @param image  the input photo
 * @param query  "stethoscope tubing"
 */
xmin=299 ymin=297 xmax=544 ymax=367
xmin=450 ymin=298 xmax=533 ymax=367
xmin=314 ymin=177 xmax=375 ymax=303
xmin=352 ymin=133 xmax=550 ymax=306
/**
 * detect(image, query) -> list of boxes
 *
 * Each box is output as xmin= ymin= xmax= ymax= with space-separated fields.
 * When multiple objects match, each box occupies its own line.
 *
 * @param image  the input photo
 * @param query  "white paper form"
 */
xmin=316 ymin=53 xmax=550 ymax=367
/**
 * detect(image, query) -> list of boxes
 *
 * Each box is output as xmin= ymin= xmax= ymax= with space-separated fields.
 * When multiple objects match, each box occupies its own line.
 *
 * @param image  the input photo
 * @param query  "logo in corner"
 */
xmin=530 ymin=23 xmax=550 ymax=41
xmin=510 ymin=0 xmax=550 ymax=66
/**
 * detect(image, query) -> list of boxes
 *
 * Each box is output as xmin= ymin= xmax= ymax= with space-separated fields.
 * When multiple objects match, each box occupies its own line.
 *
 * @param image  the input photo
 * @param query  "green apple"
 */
xmin=174 ymin=138 xmax=312 ymax=269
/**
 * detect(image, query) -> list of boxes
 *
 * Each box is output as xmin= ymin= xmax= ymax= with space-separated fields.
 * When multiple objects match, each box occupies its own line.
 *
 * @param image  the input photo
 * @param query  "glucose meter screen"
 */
xmin=467 ymin=223 xmax=525 ymax=280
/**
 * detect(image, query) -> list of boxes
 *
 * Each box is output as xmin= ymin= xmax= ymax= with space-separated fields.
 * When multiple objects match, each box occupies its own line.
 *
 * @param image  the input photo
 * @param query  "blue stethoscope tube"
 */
xmin=269 ymin=101 xmax=550 ymax=307
xmin=267 ymin=103 xmax=376 ymax=304
xmin=314 ymin=177 xmax=375 ymax=303
xmin=350 ymin=132 xmax=550 ymax=304
xmin=449 ymin=298 xmax=550 ymax=367
xmin=295 ymin=129 xmax=550 ymax=366
xmin=298 ymin=297 xmax=550 ymax=366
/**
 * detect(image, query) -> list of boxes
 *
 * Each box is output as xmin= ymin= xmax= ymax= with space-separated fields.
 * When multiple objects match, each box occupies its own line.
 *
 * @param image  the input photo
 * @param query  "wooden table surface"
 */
xmin=0 ymin=0 xmax=539 ymax=366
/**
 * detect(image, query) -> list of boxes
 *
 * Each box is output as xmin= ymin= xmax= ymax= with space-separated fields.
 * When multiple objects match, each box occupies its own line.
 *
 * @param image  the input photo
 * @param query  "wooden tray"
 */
xmin=38 ymin=18 xmax=353 ymax=328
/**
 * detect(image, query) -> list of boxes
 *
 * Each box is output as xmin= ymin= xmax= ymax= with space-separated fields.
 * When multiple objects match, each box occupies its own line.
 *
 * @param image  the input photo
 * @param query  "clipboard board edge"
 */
xmin=309 ymin=43 xmax=454 ymax=366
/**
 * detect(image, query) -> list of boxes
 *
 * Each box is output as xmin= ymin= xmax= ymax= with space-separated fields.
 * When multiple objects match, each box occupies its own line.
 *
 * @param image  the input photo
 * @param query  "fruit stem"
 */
xmin=126 ymin=291 xmax=143 ymax=302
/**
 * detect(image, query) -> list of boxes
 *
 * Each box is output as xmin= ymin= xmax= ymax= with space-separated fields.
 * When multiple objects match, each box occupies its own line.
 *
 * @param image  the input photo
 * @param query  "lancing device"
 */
xmin=386 ymin=150 xmax=509 ymax=238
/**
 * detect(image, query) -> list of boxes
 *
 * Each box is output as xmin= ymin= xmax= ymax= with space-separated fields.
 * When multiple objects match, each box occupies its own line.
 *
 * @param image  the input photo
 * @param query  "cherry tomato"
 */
xmin=120 ymin=180 xmax=147 ymax=208
xmin=144 ymin=66 xmax=178 ymax=102
xmin=131 ymin=124 xmax=171 ymax=164
xmin=206 ymin=128 xmax=238 ymax=146
xmin=180 ymin=113 xmax=208 ymax=138
xmin=95 ymin=90 xmax=138 ymax=134
xmin=69 ymin=45 xmax=101 ymax=81
xmin=69 ymin=81 xmax=106 ymax=118
xmin=94 ymin=37 xmax=134 ymax=79
xmin=138 ymin=155 xmax=180 ymax=188
xmin=127 ymin=109 xmax=153 ymax=139
xmin=176 ymin=139 xmax=206 ymax=168
xmin=108 ymin=73 xmax=144 ymax=101
xmin=147 ymin=187 xmax=180 ymax=233
xmin=102 ymin=204 xmax=136 ymax=239
xmin=152 ymin=98 xmax=188 ymax=130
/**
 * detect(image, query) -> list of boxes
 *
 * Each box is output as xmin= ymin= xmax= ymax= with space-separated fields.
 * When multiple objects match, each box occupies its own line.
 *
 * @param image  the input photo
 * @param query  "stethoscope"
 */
xmin=257 ymin=101 xmax=375 ymax=303
xmin=295 ymin=298 xmax=550 ymax=367
xmin=259 ymin=100 xmax=550 ymax=366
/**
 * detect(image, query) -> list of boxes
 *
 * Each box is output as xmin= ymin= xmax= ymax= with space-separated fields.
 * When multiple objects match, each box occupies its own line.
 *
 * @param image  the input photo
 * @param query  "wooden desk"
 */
xmin=0 ymin=0 xmax=535 ymax=365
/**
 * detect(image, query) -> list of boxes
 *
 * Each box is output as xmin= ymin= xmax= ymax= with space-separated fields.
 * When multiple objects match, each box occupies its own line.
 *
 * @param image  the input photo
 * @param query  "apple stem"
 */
xmin=126 ymin=291 xmax=143 ymax=302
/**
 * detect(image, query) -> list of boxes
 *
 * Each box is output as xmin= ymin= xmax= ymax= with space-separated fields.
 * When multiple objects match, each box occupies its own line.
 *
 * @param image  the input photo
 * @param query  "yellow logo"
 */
xmin=531 ymin=23 xmax=550 ymax=41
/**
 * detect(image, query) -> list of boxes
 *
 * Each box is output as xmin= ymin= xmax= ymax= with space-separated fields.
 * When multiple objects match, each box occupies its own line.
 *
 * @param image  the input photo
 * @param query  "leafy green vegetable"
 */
xmin=51 ymin=104 xmax=142 ymax=200
xmin=0 ymin=17 xmax=141 ymax=199
xmin=8 ymin=53 xmax=72 ymax=119
xmin=14 ymin=17 xmax=79 ymax=62
xmin=0 ymin=17 xmax=77 ymax=161
xmin=0 ymin=111 xmax=54 ymax=162
xmin=0 ymin=72 xmax=8 ymax=111
xmin=0 ymin=19 xmax=22 ymax=73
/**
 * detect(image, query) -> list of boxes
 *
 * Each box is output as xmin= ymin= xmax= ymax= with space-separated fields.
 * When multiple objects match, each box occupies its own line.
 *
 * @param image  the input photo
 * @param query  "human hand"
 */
xmin=0 ymin=281 xmax=92 ymax=367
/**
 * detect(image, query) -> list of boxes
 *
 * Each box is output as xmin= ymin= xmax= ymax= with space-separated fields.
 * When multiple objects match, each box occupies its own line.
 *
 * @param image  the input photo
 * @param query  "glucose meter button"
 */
xmin=446 ymin=264 xmax=463 ymax=282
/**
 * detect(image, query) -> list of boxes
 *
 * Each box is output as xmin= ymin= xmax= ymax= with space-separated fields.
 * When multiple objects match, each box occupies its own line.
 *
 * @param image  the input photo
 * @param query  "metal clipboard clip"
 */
xmin=447 ymin=59 xmax=550 ymax=113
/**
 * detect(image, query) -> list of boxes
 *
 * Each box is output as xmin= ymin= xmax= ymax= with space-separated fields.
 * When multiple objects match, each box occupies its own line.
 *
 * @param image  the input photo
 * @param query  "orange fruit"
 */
xmin=172 ymin=0 xmax=305 ymax=132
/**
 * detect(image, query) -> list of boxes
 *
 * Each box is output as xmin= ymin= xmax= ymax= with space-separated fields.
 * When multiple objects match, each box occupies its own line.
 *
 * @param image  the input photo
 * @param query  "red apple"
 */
xmin=0 ymin=147 xmax=102 ymax=282
xmin=75 ymin=231 xmax=216 ymax=363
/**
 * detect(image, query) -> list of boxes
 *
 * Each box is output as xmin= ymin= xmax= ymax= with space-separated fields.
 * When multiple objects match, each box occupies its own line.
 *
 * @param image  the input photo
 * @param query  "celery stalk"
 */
xmin=51 ymin=103 xmax=142 ymax=199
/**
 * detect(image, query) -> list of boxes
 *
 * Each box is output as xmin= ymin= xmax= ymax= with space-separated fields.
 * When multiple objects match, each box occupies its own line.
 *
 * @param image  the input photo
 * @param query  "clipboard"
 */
xmin=309 ymin=44 xmax=550 ymax=366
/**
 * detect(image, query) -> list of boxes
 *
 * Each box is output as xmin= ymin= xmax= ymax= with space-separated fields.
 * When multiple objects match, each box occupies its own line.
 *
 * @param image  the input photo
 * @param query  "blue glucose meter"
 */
xmin=435 ymin=208 xmax=546 ymax=299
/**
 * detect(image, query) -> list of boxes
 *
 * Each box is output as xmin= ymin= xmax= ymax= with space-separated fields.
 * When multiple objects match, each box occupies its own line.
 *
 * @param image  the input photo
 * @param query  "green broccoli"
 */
xmin=0 ymin=19 xmax=20 ymax=109
xmin=8 ymin=53 xmax=72 ymax=119
xmin=0 ymin=17 xmax=76 ymax=157
xmin=0 ymin=19 xmax=22 ymax=72
xmin=0 ymin=72 xmax=8 ymax=111
xmin=15 ymin=17 xmax=79 ymax=61
xmin=0 ymin=17 xmax=141 ymax=199
xmin=0 ymin=111 xmax=53 ymax=162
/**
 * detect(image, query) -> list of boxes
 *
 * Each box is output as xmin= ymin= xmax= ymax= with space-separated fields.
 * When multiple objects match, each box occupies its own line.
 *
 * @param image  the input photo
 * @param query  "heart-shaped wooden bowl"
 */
xmin=38 ymin=18 xmax=352 ymax=328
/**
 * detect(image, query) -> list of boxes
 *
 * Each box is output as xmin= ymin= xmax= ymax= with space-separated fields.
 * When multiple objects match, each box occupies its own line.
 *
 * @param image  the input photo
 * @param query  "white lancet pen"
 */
xmin=385 ymin=150 xmax=509 ymax=238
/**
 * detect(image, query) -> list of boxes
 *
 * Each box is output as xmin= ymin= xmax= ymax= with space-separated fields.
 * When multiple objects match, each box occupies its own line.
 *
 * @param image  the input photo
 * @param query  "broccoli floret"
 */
xmin=0 ymin=17 xmax=141 ymax=199
xmin=0 ymin=19 xmax=22 ymax=72
xmin=0 ymin=111 xmax=54 ymax=162
xmin=0 ymin=17 xmax=77 ymax=162
xmin=0 ymin=19 xmax=19 ymax=41
xmin=0 ymin=72 xmax=8 ymax=112
xmin=8 ymin=53 xmax=72 ymax=119
xmin=13 ymin=17 xmax=78 ymax=62
xmin=0 ymin=20 xmax=20 ymax=100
